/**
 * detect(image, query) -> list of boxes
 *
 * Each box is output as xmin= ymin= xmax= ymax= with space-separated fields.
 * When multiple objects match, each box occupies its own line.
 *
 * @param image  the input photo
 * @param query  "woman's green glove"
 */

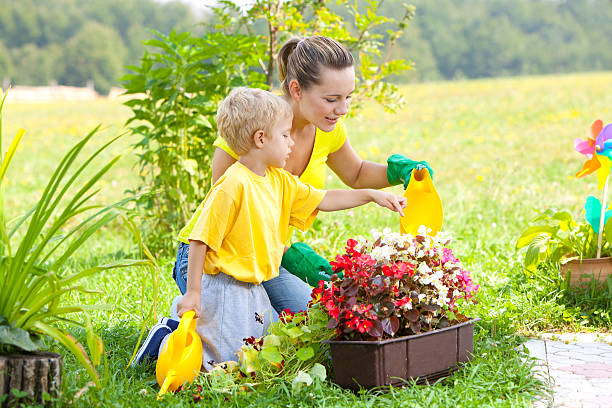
xmin=387 ymin=154 xmax=434 ymax=189
xmin=281 ymin=242 xmax=333 ymax=286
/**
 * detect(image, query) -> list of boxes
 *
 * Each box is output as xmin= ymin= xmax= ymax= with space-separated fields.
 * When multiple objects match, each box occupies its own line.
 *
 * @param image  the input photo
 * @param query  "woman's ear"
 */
xmin=288 ymin=79 xmax=302 ymax=101
xmin=252 ymin=129 xmax=266 ymax=149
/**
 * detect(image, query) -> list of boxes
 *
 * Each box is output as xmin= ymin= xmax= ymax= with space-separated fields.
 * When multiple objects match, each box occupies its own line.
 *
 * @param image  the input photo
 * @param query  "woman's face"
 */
xmin=297 ymin=66 xmax=355 ymax=132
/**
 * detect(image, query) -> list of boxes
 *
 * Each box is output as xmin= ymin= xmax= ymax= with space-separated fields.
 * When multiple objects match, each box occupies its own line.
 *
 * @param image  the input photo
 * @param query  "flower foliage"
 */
xmin=186 ymin=304 xmax=334 ymax=394
xmin=312 ymin=227 xmax=479 ymax=340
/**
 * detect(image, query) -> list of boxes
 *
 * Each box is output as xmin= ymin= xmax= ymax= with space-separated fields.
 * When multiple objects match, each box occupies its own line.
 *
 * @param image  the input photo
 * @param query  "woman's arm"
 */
xmin=318 ymin=189 xmax=405 ymax=216
xmin=326 ymin=139 xmax=391 ymax=189
xmin=211 ymin=148 xmax=238 ymax=184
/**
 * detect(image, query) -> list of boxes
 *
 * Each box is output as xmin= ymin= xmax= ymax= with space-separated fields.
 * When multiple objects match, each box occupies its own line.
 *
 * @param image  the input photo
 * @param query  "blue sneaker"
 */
xmin=130 ymin=323 xmax=172 ymax=367
xmin=158 ymin=316 xmax=180 ymax=332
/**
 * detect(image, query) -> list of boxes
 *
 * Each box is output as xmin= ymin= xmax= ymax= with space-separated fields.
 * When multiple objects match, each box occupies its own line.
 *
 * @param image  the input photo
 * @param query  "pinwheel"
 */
xmin=574 ymin=119 xmax=612 ymax=257
xmin=584 ymin=195 xmax=612 ymax=234
xmin=575 ymin=119 xmax=612 ymax=190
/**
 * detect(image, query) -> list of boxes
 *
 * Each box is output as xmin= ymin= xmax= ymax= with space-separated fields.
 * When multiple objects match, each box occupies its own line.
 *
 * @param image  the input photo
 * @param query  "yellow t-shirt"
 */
xmin=178 ymin=162 xmax=326 ymax=284
xmin=212 ymin=118 xmax=347 ymax=189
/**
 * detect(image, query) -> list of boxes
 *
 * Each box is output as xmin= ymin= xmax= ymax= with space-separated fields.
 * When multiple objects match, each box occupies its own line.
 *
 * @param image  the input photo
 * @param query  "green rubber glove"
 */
xmin=387 ymin=154 xmax=434 ymax=189
xmin=281 ymin=242 xmax=333 ymax=286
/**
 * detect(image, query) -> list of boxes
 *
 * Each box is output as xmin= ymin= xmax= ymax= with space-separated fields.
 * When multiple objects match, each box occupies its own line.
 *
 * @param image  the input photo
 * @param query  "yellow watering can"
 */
xmin=156 ymin=310 xmax=203 ymax=398
xmin=399 ymin=167 xmax=443 ymax=235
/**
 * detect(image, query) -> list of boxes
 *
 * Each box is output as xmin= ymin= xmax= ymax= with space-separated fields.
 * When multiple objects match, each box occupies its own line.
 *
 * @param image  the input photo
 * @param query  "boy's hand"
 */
xmin=370 ymin=190 xmax=407 ymax=216
xmin=177 ymin=291 xmax=201 ymax=318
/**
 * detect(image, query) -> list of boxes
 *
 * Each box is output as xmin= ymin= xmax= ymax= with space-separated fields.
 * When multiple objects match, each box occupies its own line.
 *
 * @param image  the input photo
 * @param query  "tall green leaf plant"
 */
xmin=123 ymin=1 xmax=415 ymax=254
xmin=0 ymin=90 xmax=151 ymax=387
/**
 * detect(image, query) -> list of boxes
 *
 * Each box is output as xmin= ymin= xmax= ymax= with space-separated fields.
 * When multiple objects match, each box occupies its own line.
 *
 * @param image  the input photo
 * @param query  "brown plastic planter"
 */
xmin=560 ymin=257 xmax=612 ymax=288
xmin=323 ymin=318 xmax=480 ymax=390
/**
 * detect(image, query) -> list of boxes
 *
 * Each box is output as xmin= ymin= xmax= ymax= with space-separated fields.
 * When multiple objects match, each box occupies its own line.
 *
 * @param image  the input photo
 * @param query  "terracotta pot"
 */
xmin=0 ymin=351 xmax=62 ymax=407
xmin=322 ymin=318 xmax=479 ymax=390
xmin=560 ymin=257 xmax=612 ymax=288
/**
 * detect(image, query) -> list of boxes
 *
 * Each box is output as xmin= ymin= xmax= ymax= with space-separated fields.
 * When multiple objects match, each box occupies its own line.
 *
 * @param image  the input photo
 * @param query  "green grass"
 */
xmin=5 ymin=71 xmax=612 ymax=406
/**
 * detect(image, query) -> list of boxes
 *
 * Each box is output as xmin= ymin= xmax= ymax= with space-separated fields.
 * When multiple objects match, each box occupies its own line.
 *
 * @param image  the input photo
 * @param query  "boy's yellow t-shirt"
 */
xmin=212 ymin=118 xmax=347 ymax=189
xmin=178 ymin=162 xmax=326 ymax=284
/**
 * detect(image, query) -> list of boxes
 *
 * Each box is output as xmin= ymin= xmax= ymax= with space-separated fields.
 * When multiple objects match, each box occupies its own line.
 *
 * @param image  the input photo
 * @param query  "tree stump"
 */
xmin=0 ymin=352 xmax=62 ymax=407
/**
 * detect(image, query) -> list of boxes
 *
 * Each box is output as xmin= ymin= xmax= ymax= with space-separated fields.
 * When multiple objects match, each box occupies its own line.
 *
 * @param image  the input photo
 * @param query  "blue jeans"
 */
xmin=172 ymin=242 xmax=312 ymax=314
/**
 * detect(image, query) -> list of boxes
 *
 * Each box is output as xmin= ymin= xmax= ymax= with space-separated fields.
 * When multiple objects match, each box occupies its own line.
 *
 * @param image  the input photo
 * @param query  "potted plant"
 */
xmin=0 ymin=91 xmax=151 ymax=407
xmin=311 ymin=227 xmax=480 ymax=389
xmin=516 ymin=119 xmax=612 ymax=287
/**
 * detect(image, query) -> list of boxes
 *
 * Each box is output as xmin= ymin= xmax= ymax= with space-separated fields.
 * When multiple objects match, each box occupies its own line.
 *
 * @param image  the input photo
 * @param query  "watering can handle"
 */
xmin=174 ymin=310 xmax=196 ymax=352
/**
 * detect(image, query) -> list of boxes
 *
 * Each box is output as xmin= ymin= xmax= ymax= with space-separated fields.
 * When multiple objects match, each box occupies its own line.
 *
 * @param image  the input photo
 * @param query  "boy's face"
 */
xmin=264 ymin=115 xmax=294 ymax=168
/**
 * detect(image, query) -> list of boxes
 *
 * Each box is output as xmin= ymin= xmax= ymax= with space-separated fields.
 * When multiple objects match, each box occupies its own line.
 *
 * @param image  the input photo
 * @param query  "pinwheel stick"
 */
xmin=597 ymin=174 xmax=609 ymax=258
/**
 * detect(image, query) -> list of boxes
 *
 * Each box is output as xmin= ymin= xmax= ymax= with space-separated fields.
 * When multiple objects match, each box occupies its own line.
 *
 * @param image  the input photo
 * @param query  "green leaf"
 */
xmin=0 ymin=325 xmax=39 ymax=352
xmin=308 ymin=363 xmax=327 ymax=382
xmin=296 ymin=346 xmax=314 ymax=361
xmin=262 ymin=334 xmax=280 ymax=347
xmin=516 ymin=225 xmax=557 ymax=249
xmin=284 ymin=327 xmax=303 ymax=338
xmin=604 ymin=216 xmax=612 ymax=247
xmin=0 ymin=128 xmax=24 ymax=183
xmin=240 ymin=346 xmax=261 ymax=374
xmin=260 ymin=345 xmax=283 ymax=364
xmin=524 ymin=233 xmax=550 ymax=269
xmin=291 ymin=371 xmax=312 ymax=391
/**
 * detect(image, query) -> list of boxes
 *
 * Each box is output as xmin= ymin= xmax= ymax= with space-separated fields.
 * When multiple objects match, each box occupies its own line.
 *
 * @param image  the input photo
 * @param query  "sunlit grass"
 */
xmin=5 ymin=71 xmax=612 ymax=406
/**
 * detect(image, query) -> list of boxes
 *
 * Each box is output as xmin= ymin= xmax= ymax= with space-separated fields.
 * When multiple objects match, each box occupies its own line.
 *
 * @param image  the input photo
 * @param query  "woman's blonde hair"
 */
xmin=278 ymin=35 xmax=354 ymax=96
xmin=216 ymin=87 xmax=292 ymax=155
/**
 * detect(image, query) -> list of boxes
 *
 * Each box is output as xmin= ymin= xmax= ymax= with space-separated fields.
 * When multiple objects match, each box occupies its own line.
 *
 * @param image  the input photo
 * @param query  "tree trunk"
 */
xmin=0 ymin=352 xmax=62 ymax=407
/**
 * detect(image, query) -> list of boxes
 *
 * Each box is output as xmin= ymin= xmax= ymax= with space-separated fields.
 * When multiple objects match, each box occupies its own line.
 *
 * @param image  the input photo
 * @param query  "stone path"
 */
xmin=524 ymin=333 xmax=612 ymax=408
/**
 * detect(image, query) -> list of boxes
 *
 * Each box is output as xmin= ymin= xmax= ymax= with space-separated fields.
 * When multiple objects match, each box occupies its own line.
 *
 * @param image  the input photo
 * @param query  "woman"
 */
xmin=174 ymin=36 xmax=431 ymax=314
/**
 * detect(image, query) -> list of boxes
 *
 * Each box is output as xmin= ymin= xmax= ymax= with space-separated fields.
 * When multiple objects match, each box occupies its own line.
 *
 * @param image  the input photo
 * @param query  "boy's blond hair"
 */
xmin=216 ymin=87 xmax=293 ymax=156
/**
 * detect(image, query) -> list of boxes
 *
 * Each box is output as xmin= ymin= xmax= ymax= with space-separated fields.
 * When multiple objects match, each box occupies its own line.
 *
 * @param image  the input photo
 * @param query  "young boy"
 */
xmin=133 ymin=87 xmax=406 ymax=370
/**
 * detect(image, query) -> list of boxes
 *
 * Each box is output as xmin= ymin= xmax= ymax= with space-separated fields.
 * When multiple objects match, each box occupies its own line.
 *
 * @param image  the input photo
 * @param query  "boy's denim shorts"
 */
xmin=171 ymin=242 xmax=189 ymax=295
xmin=171 ymin=242 xmax=312 ymax=314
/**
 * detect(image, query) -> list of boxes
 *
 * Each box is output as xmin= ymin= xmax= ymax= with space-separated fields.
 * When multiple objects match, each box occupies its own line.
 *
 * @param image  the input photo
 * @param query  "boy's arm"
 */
xmin=177 ymin=240 xmax=207 ymax=318
xmin=317 ymin=189 xmax=406 ymax=216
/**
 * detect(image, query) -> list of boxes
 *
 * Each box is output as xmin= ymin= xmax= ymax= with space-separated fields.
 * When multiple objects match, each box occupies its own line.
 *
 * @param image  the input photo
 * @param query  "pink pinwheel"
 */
xmin=575 ymin=119 xmax=612 ymax=189
xmin=574 ymin=119 xmax=612 ymax=258
xmin=574 ymin=119 xmax=602 ymax=158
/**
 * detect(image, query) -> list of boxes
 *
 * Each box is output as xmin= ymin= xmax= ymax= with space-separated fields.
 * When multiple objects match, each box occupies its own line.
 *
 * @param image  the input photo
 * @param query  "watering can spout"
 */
xmin=399 ymin=168 xmax=443 ymax=236
xmin=156 ymin=310 xmax=203 ymax=398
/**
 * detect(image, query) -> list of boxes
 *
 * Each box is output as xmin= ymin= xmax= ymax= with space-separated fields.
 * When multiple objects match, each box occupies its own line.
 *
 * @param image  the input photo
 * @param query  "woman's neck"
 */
xmin=284 ymin=95 xmax=310 ymax=131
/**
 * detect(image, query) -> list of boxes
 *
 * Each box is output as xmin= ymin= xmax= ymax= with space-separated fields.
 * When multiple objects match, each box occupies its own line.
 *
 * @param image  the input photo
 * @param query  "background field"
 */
xmin=4 ymin=71 xmax=612 ymax=406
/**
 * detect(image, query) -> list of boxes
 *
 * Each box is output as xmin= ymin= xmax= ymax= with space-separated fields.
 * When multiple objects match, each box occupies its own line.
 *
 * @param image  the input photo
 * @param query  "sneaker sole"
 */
xmin=131 ymin=323 xmax=169 ymax=367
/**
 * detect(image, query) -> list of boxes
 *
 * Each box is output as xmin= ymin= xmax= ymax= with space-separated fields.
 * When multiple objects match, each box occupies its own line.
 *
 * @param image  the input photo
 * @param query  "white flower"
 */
xmin=369 ymin=229 xmax=383 ymax=242
xmin=417 ymin=263 xmax=431 ymax=274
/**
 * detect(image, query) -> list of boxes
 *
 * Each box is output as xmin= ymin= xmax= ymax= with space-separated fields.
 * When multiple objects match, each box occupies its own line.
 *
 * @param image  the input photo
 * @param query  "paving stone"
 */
xmin=525 ymin=335 xmax=612 ymax=407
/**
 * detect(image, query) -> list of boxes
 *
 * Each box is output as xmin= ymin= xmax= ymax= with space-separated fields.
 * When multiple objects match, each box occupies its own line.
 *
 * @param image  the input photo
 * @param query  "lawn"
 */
xmin=4 ymin=71 xmax=612 ymax=407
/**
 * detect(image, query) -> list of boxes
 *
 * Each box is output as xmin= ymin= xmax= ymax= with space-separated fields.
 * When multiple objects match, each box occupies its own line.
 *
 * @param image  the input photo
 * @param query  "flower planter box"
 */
xmin=560 ymin=257 xmax=612 ymax=288
xmin=0 ymin=351 xmax=62 ymax=407
xmin=323 ymin=318 xmax=479 ymax=390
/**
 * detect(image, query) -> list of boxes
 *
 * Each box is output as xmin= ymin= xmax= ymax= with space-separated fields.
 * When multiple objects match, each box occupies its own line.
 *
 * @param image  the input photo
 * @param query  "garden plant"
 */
xmin=0 ymin=90 xmax=154 ymax=405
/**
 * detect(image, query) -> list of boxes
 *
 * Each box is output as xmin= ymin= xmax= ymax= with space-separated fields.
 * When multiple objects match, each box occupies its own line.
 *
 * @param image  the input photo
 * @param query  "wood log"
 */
xmin=0 ymin=352 xmax=62 ymax=407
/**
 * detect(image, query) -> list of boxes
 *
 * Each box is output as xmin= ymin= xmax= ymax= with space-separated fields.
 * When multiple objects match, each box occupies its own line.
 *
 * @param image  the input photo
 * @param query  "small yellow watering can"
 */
xmin=156 ymin=310 xmax=203 ymax=398
xmin=399 ymin=167 xmax=443 ymax=235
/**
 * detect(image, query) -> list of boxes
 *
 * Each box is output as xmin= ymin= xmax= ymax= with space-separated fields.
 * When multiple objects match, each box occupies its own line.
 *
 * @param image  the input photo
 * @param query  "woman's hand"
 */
xmin=369 ymin=190 xmax=407 ymax=216
xmin=177 ymin=290 xmax=201 ymax=318
xmin=387 ymin=154 xmax=433 ymax=189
